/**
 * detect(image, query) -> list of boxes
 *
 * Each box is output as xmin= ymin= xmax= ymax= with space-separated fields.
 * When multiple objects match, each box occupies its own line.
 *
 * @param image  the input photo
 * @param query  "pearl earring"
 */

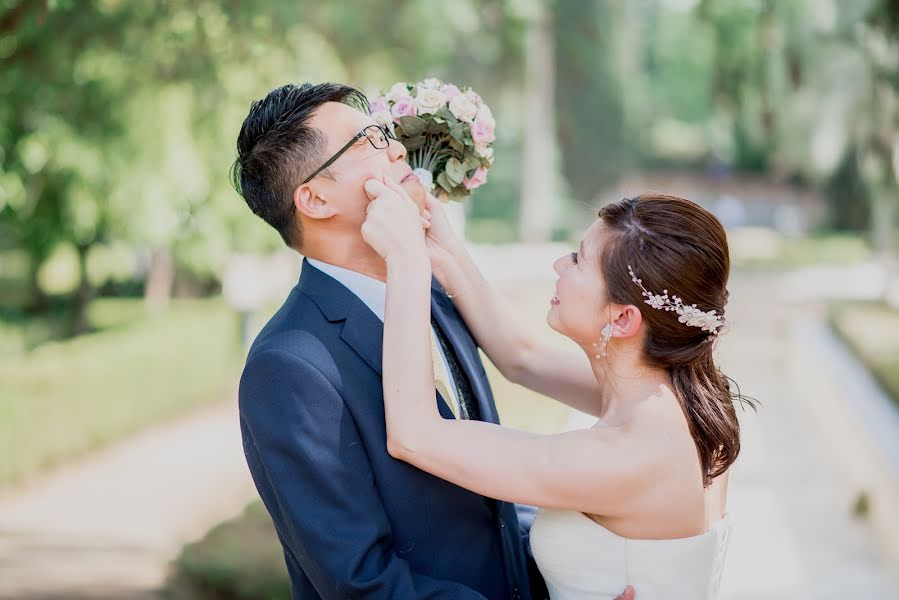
xmin=592 ymin=323 xmax=614 ymax=359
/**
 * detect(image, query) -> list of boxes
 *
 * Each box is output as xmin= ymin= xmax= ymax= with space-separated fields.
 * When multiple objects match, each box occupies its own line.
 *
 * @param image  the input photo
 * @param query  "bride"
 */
xmin=361 ymin=180 xmax=751 ymax=599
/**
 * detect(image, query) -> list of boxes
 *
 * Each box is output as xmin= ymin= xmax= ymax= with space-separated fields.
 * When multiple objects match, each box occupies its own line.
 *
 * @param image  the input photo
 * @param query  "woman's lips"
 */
xmin=401 ymin=172 xmax=416 ymax=183
xmin=550 ymin=294 xmax=560 ymax=306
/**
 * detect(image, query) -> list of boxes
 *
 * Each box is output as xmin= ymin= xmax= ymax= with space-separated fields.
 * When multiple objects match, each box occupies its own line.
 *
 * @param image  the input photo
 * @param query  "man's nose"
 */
xmin=387 ymin=136 xmax=407 ymax=162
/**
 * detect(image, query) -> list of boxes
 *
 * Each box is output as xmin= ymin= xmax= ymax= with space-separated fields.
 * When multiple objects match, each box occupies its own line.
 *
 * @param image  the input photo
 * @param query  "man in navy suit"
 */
xmin=231 ymin=82 xmax=544 ymax=599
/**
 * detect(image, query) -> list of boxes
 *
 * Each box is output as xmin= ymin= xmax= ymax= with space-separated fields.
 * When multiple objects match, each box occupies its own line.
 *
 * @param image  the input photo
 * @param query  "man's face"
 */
xmin=305 ymin=102 xmax=426 ymax=231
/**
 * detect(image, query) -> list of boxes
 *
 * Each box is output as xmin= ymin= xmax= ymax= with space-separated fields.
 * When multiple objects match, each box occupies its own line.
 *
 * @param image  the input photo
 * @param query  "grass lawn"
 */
xmin=0 ymin=298 xmax=244 ymax=488
xmin=828 ymin=300 xmax=899 ymax=409
xmin=165 ymin=281 xmax=575 ymax=600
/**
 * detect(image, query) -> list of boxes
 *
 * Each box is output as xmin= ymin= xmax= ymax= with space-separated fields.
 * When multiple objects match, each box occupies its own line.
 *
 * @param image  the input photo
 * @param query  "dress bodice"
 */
xmin=530 ymin=508 xmax=731 ymax=600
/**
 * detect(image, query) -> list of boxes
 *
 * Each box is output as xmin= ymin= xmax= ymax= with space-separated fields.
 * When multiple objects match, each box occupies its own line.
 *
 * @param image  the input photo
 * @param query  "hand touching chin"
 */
xmin=400 ymin=177 xmax=428 ymax=213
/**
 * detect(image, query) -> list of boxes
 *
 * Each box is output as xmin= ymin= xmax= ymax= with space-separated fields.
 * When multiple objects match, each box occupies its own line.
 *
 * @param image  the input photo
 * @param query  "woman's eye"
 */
xmin=570 ymin=252 xmax=578 ymax=265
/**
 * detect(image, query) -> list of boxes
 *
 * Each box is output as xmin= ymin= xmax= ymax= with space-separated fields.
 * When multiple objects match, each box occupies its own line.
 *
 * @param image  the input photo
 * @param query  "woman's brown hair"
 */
xmin=598 ymin=193 xmax=755 ymax=486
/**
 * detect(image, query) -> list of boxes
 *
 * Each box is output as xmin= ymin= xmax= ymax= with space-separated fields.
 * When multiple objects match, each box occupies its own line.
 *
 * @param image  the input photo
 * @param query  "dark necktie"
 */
xmin=431 ymin=317 xmax=482 ymax=421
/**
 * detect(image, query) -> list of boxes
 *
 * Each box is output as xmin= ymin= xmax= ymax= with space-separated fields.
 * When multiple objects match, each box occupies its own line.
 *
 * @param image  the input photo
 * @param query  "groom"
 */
xmin=232 ymin=83 xmax=632 ymax=600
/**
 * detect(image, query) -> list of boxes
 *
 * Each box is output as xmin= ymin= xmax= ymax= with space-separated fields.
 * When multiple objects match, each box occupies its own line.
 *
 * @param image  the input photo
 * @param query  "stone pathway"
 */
xmin=1 ymin=244 xmax=897 ymax=599
xmin=715 ymin=272 xmax=898 ymax=599
xmin=0 ymin=399 xmax=257 ymax=599
xmin=562 ymin=270 xmax=899 ymax=599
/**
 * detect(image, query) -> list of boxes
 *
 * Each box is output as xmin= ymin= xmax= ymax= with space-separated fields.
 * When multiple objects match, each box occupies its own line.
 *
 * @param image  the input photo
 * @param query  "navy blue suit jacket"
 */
xmin=239 ymin=259 xmax=539 ymax=599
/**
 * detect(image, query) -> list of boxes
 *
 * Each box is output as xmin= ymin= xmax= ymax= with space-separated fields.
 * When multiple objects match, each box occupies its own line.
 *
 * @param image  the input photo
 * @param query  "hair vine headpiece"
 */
xmin=627 ymin=265 xmax=727 ymax=335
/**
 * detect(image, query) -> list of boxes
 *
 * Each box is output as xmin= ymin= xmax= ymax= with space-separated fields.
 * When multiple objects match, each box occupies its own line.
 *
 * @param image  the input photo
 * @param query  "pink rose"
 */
xmin=470 ymin=119 xmax=495 ymax=145
xmin=391 ymin=95 xmax=417 ymax=123
xmin=475 ymin=104 xmax=494 ymax=125
xmin=440 ymin=84 xmax=462 ymax=100
xmin=463 ymin=166 xmax=488 ymax=190
xmin=464 ymin=90 xmax=482 ymax=106
xmin=386 ymin=82 xmax=410 ymax=102
xmin=369 ymin=97 xmax=390 ymax=114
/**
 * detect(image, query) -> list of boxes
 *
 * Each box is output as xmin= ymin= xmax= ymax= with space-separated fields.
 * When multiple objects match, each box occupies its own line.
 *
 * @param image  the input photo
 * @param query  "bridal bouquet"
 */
xmin=369 ymin=78 xmax=495 ymax=201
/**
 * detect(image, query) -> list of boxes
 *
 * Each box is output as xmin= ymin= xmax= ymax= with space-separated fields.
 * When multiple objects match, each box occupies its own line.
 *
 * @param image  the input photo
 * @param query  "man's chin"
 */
xmin=401 ymin=177 xmax=427 ymax=213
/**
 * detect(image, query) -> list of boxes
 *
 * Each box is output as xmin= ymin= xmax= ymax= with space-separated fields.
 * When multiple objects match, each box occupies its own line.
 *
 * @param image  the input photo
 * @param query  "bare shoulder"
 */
xmin=581 ymin=396 xmax=711 ymax=535
xmin=600 ymin=393 xmax=703 ymax=487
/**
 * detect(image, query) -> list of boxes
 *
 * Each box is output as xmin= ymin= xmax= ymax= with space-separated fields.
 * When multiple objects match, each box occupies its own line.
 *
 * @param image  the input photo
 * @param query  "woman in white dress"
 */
xmin=360 ymin=182 xmax=752 ymax=599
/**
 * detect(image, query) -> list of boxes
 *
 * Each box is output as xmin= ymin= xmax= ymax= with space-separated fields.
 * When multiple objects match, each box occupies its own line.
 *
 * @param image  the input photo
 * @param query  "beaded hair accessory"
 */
xmin=627 ymin=265 xmax=727 ymax=335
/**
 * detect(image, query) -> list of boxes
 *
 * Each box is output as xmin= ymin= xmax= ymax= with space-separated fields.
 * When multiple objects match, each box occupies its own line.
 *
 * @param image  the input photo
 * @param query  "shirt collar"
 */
xmin=306 ymin=258 xmax=386 ymax=322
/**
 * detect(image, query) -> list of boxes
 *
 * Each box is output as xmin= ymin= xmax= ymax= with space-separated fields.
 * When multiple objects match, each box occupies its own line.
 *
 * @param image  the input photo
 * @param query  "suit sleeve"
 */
xmin=239 ymin=348 xmax=486 ymax=599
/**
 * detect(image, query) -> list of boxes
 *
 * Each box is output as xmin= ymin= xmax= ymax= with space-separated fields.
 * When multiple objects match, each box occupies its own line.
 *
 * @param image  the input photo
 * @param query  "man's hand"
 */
xmin=614 ymin=585 xmax=635 ymax=600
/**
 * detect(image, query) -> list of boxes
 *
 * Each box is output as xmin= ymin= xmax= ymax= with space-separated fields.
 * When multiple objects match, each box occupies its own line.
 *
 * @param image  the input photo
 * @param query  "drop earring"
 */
xmin=593 ymin=323 xmax=614 ymax=359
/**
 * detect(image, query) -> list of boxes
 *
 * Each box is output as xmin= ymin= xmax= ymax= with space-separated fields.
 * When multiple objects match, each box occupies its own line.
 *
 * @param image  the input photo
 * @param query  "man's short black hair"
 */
xmin=231 ymin=82 xmax=369 ymax=249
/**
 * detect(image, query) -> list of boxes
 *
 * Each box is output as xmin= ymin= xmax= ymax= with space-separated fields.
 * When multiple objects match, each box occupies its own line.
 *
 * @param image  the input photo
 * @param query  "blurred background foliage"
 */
xmin=2 ymin=0 xmax=898 ymax=326
xmin=1 ymin=0 xmax=897 ymax=469
xmin=3 ymin=0 xmax=898 ymax=481
xmin=3 ymin=0 xmax=897 ymax=339
xmin=3 ymin=1 xmax=899 ymax=596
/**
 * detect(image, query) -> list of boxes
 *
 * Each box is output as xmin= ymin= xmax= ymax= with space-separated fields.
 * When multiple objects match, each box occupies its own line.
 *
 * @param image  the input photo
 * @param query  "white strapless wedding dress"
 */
xmin=530 ymin=509 xmax=731 ymax=600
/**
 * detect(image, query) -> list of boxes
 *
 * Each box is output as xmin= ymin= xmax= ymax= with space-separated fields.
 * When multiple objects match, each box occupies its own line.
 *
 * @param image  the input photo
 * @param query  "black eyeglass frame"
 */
xmin=301 ymin=124 xmax=395 ymax=184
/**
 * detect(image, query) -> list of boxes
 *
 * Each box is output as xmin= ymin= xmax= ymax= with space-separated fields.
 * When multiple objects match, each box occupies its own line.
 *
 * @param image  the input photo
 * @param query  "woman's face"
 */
xmin=548 ymin=219 xmax=613 ymax=346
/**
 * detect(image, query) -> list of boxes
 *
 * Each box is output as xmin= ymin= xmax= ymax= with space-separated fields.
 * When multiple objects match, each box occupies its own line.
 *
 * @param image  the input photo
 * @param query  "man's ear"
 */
xmin=294 ymin=183 xmax=338 ymax=220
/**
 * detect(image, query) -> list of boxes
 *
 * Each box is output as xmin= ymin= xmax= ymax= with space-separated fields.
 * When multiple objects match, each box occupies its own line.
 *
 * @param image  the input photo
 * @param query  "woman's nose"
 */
xmin=387 ymin=136 xmax=407 ymax=162
xmin=553 ymin=256 xmax=566 ymax=276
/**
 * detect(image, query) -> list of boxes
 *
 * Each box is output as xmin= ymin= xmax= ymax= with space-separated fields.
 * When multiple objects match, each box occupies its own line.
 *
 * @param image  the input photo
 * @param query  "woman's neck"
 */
xmin=585 ymin=346 xmax=672 ymax=421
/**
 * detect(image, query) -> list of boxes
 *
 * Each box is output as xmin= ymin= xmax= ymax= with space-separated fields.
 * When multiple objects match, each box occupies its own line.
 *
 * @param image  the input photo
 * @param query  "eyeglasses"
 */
xmin=302 ymin=124 xmax=395 ymax=184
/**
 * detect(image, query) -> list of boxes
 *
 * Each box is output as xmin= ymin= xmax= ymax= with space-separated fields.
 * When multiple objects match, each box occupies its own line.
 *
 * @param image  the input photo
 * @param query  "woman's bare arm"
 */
xmin=426 ymin=196 xmax=603 ymax=416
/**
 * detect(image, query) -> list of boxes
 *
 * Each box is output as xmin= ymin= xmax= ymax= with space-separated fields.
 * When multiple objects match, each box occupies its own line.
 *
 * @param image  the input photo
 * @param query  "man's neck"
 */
xmin=302 ymin=237 xmax=387 ymax=282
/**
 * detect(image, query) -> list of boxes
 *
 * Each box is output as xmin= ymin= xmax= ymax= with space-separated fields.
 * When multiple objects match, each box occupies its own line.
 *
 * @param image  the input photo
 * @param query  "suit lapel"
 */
xmin=299 ymin=259 xmax=384 ymax=376
xmin=298 ymin=260 xmax=465 ymax=421
xmin=430 ymin=287 xmax=500 ymax=424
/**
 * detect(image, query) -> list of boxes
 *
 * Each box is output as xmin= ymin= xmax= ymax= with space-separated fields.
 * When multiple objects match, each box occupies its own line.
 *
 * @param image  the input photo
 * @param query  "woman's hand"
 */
xmin=422 ymin=192 xmax=466 ymax=295
xmin=422 ymin=191 xmax=459 ymax=253
xmin=361 ymin=177 xmax=432 ymax=267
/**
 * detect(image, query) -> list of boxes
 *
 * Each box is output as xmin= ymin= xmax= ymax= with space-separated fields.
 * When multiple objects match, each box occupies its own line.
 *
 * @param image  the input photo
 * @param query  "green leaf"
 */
xmin=436 ymin=171 xmax=454 ymax=193
xmin=449 ymin=189 xmax=470 ymax=202
xmin=445 ymin=157 xmax=465 ymax=185
xmin=436 ymin=106 xmax=455 ymax=122
xmin=403 ymin=135 xmax=426 ymax=151
xmin=463 ymin=152 xmax=481 ymax=171
xmin=398 ymin=116 xmax=427 ymax=137
xmin=426 ymin=119 xmax=447 ymax=135
xmin=449 ymin=123 xmax=465 ymax=142
xmin=449 ymin=138 xmax=465 ymax=153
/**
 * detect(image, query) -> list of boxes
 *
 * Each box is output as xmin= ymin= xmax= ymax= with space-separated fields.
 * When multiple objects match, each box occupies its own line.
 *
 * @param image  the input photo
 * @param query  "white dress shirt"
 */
xmin=306 ymin=258 xmax=462 ymax=416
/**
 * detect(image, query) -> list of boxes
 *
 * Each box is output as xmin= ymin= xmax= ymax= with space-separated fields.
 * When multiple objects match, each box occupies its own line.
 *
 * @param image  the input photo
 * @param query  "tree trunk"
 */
xmin=68 ymin=242 xmax=92 ymax=337
xmin=144 ymin=246 xmax=174 ymax=311
xmin=23 ymin=252 xmax=49 ymax=315
xmin=873 ymin=187 xmax=899 ymax=307
xmin=519 ymin=1 xmax=557 ymax=243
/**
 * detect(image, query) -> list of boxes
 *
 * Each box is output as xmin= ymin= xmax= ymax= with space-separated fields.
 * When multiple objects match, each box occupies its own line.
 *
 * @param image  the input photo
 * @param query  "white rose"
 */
xmin=475 ymin=143 xmax=494 ymax=161
xmin=419 ymin=77 xmax=441 ymax=90
xmin=386 ymin=82 xmax=410 ymax=102
xmin=372 ymin=110 xmax=394 ymax=127
xmin=449 ymin=94 xmax=478 ymax=123
xmin=415 ymin=87 xmax=445 ymax=114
